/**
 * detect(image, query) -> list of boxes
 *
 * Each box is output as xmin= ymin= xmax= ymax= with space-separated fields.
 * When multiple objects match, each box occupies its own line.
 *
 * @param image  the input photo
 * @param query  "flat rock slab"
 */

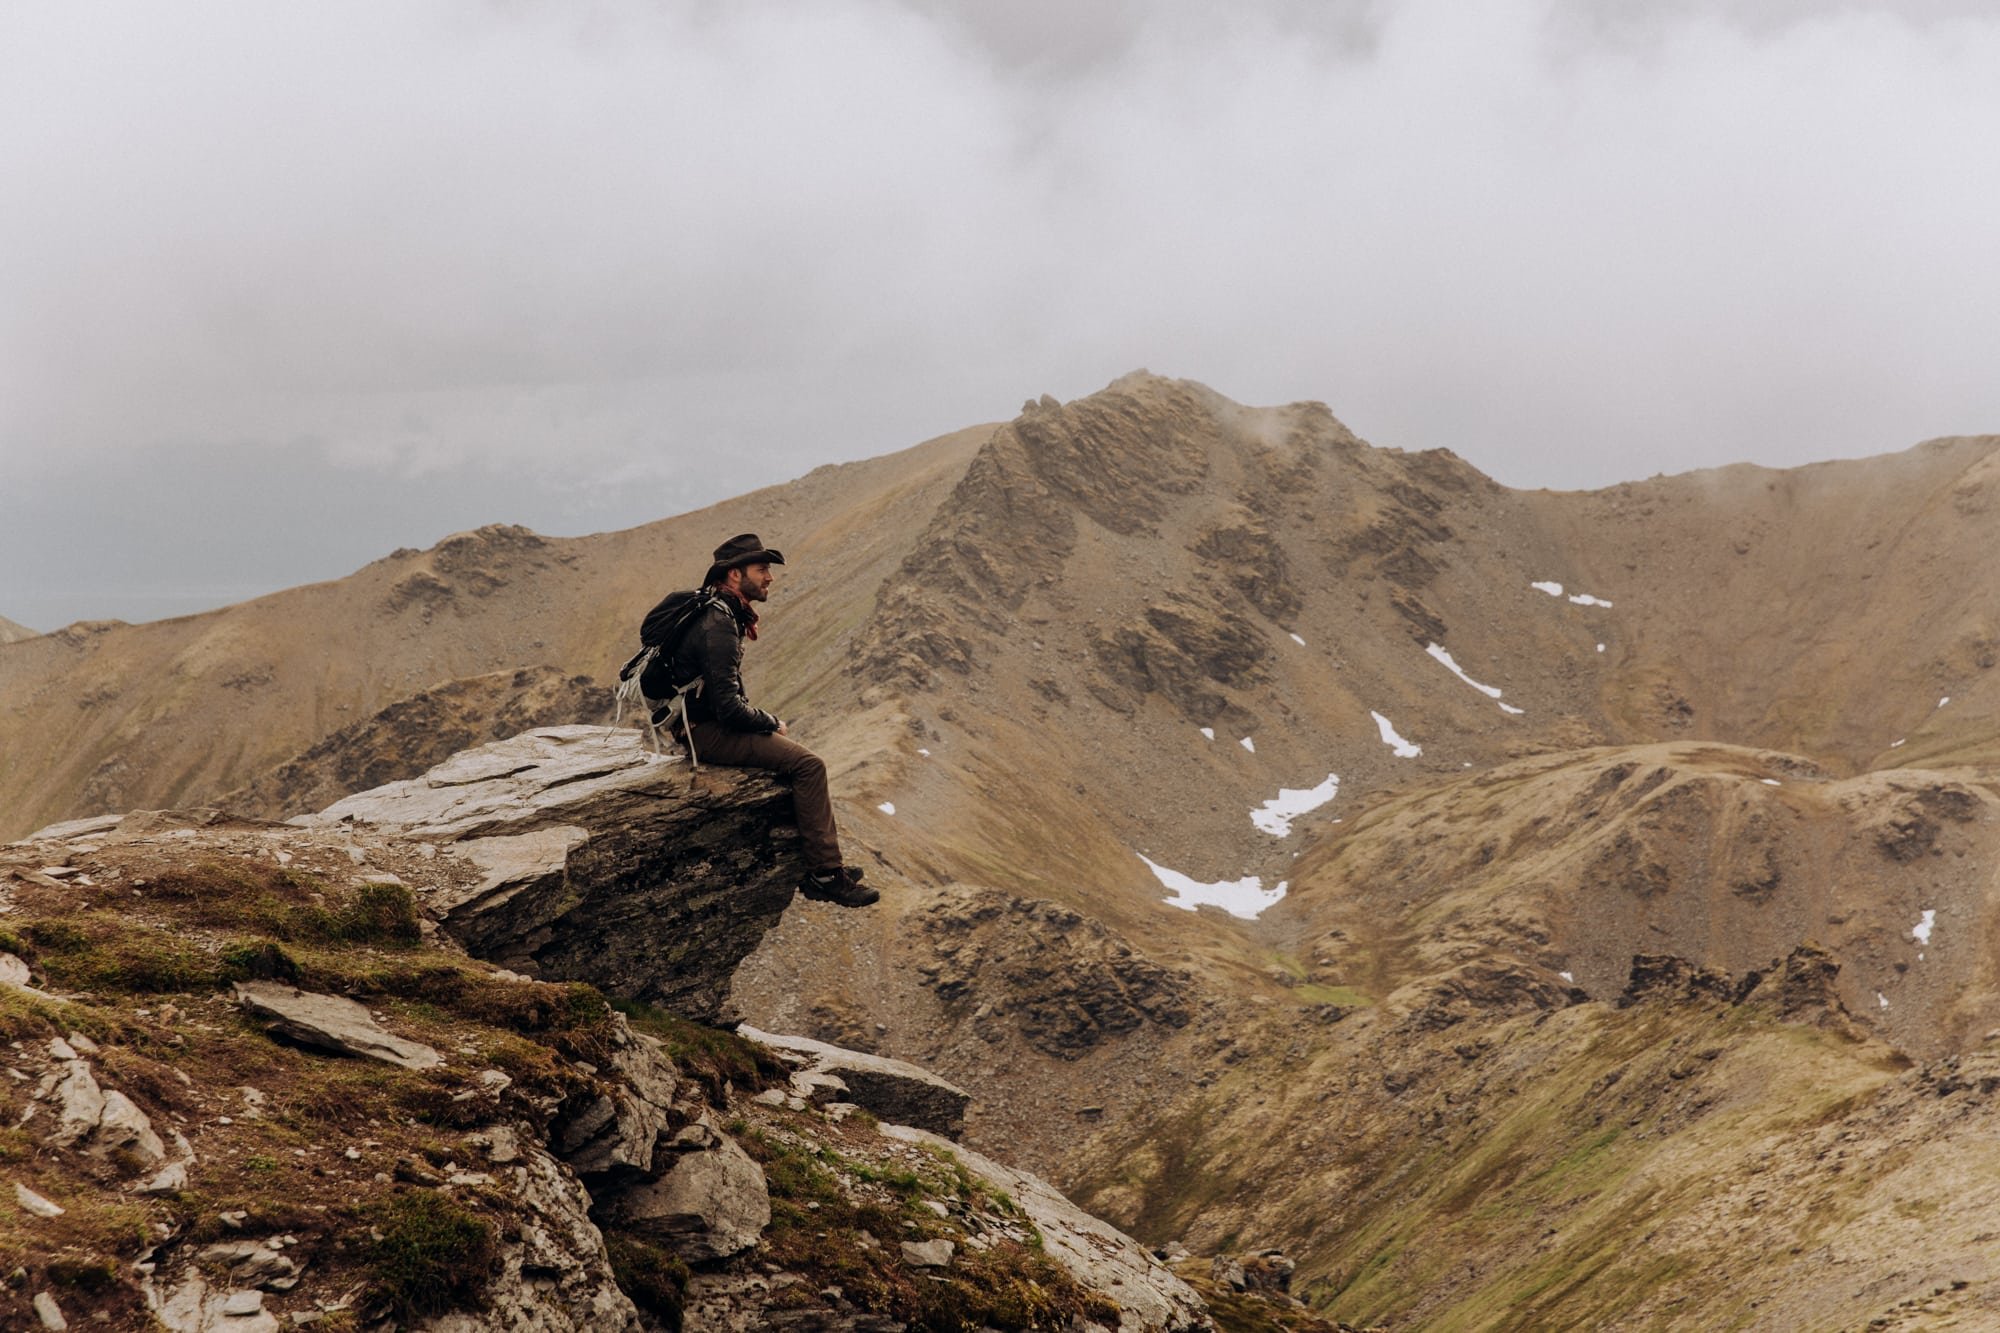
xmin=737 ymin=1026 xmax=971 ymax=1140
xmin=234 ymin=982 xmax=442 ymax=1070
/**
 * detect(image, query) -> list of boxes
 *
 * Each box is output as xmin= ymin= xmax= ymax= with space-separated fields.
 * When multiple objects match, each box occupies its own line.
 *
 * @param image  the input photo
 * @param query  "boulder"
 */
xmin=598 ymin=1128 xmax=771 ymax=1262
xmin=297 ymin=726 xmax=802 ymax=1022
xmin=551 ymin=1021 xmax=680 ymax=1178
xmin=232 ymin=983 xmax=442 ymax=1070
xmin=737 ymin=1025 xmax=972 ymax=1140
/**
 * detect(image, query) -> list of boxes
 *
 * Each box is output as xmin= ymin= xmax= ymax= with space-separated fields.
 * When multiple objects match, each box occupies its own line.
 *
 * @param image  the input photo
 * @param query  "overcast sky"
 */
xmin=5 ymin=0 xmax=1998 ymax=629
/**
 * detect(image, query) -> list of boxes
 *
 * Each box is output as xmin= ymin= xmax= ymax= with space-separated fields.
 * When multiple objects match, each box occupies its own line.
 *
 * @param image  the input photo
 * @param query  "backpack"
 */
xmin=613 ymin=589 xmax=726 ymax=760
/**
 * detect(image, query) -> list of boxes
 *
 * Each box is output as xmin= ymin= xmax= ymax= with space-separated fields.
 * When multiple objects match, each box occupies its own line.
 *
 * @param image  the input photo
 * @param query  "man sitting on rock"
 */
xmin=671 ymin=534 xmax=877 ymax=908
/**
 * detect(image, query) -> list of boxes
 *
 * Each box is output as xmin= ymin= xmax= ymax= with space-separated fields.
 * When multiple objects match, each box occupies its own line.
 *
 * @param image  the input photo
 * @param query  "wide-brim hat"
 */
xmin=704 ymin=533 xmax=785 ymax=585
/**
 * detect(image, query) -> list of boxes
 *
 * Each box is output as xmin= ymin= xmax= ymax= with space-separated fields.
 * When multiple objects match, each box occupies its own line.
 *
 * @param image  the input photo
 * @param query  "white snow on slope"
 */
xmin=1530 ymin=579 xmax=1614 ymax=607
xmin=1139 ymin=854 xmax=1287 ymax=919
xmin=1371 ymin=712 xmax=1421 ymax=758
xmin=1200 ymin=727 xmax=1215 ymax=741
xmin=1289 ymin=632 xmax=1307 ymax=646
xmin=877 ymin=802 xmax=896 ymax=816
xmin=1250 ymin=773 xmax=1341 ymax=836
xmin=1913 ymin=909 xmax=1936 ymax=946
xmin=1425 ymin=643 xmax=1522 ymax=715
xmin=1240 ymin=736 xmax=1256 ymax=753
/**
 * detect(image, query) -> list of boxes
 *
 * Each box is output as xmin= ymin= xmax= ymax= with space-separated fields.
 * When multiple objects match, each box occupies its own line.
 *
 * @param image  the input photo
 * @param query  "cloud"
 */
xmin=4 ymin=0 xmax=1999 ymax=621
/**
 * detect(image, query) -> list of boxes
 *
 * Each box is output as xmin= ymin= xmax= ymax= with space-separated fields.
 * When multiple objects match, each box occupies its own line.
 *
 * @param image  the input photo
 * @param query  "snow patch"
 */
xmin=917 ymin=748 xmax=930 ymax=757
xmin=1240 ymin=736 xmax=1256 ymax=753
xmin=1424 ymin=640 xmax=1512 ymax=704
xmin=1559 ymin=970 xmax=1574 ymax=983
xmin=1890 ymin=739 xmax=1906 ymax=749
xmin=1199 ymin=727 xmax=1215 ymax=741
xmin=1760 ymin=778 xmax=1781 ymax=786
xmin=1913 ymin=909 xmax=1936 ymax=947
xmin=1877 ymin=992 xmax=1890 ymax=1010
xmin=1568 ymin=593 xmax=1614 ymax=608
xmin=1499 ymin=702 xmax=1525 ymax=716
xmin=877 ymin=802 xmax=896 ymax=816
xmin=1289 ymin=632 xmax=1307 ymax=646
xmin=1251 ymin=773 xmax=1341 ymax=837
xmin=1531 ymin=581 xmax=1564 ymax=597
xmin=1371 ymin=712 xmax=1422 ymax=758
xmin=1596 ymin=643 xmax=1606 ymax=653
xmin=1139 ymin=854 xmax=1287 ymax=920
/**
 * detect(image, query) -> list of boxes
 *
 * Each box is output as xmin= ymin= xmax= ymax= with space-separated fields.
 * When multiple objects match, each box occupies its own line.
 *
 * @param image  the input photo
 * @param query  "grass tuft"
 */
xmin=357 ymin=1189 xmax=498 ymax=1321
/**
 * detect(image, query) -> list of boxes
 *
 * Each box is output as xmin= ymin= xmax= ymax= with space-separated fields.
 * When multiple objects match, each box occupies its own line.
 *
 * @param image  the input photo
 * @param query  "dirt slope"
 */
xmin=0 ymin=614 xmax=38 ymax=644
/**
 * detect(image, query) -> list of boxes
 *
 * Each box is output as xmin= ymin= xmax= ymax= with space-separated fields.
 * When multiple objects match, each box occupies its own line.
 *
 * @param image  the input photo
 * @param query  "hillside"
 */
xmin=0 ymin=614 xmax=38 ymax=645
xmin=8 ymin=372 xmax=2000 ymax=1327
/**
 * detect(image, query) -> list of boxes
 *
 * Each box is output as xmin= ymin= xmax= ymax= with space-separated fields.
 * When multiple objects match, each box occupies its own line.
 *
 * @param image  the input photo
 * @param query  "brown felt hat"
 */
xmin=704 ymin=533 xmax=785 ymax=585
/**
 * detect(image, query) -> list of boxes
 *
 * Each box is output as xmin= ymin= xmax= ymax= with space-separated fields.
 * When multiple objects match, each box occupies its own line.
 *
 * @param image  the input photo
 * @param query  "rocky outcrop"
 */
xmin=918 ymin=888 xmax=1196 ymax=1059
xmin=221 ymin=665 xmax=611 ymax=820
xmin=296 ymin=725 xmax=802 ymax=1022
xmin=738 ymin=1025 xmax=973 ymax=1139
xmin=879 ymin=1123 xmax=1209 ymax=1333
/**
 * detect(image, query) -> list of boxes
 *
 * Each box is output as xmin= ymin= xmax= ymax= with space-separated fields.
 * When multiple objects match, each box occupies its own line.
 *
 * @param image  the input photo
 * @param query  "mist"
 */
xmin=5 ymin=0 xmax=1998 ymax=626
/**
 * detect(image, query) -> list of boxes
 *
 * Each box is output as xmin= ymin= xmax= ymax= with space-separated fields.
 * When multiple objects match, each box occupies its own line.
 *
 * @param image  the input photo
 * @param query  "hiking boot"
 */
xmin=800 ymin=867 xmax=878 ymax=907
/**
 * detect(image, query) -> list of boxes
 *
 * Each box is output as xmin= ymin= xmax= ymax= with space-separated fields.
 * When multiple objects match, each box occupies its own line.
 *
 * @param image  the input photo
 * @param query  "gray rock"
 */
xmin=878 ymin=1123 xmax=1206 ymax=1332
xmin=424 ymin=1138 xmax=643 ymax=1332
xmin=197 ymin=1242 xmax=297 ymax=1288
xmin=44 ymin=1054 xmax=167 ymax=1168
xmin=232 ymin=982 xmax=442 ymax=1070
xmin=298 ymin=727 xmax=803 ymax=1023
xmin=0 ymin=953 xmax=30 ymax=988
xmin=738 ymin=1026 xmax=971 ymax=1140
xmin=144 ymin=1274 xmax=279 ymax=1332
xmin=15 ymin=1181 xmax=63 ymax=1217
xmin=600 ymin=1129 xmax=770 ymax=1262
xmin=901 ymin=1239 xmax=955 ymax=1268
xmin=554 ymin=1022 xmax=679 ymax=1178
xmin=32 ymin=1291 xmax=67 ymax=1330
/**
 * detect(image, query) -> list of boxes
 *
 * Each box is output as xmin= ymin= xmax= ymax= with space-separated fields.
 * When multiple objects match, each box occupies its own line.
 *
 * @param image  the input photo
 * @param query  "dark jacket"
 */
xmin=669 ymin=597 xmax=778 ymax=733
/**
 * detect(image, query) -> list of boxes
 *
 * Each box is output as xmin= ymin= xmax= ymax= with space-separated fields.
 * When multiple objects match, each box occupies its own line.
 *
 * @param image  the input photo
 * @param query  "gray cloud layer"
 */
xmin=5 ymin=0 xmax=1998 ymax=626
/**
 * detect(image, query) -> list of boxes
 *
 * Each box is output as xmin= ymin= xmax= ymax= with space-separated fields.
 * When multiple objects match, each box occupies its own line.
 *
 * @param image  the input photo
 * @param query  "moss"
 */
xmin=357 ymin=1189 xmax=498 ymax=1321
xmin=144 ymin=858 xmax=419 ymax=948
xmin=27 ymin=914 xmax=219 ymax=993
xmin=605 ymin=1235 xmax=689 ymax=1330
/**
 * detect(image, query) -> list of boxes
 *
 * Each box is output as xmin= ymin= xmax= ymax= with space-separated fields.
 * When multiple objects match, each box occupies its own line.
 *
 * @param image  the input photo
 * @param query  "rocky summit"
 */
xmin=4 ymin=372 xmax=2000 ymax=1328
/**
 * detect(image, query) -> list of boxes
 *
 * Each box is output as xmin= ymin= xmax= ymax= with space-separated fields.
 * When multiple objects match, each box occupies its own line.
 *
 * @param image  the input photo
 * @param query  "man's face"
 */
xmin=733 ymin=562 xmax=774 ymax=602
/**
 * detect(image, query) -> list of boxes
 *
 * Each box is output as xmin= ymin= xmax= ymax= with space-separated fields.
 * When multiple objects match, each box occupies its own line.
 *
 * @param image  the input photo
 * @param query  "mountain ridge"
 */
xmin=9 ymin=372 xmax=2000 ymax=1328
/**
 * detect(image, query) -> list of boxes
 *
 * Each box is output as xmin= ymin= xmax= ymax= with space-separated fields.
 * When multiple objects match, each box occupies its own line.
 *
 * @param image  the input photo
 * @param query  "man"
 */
xmin=669 ymin=533 xmax=877 ymax=908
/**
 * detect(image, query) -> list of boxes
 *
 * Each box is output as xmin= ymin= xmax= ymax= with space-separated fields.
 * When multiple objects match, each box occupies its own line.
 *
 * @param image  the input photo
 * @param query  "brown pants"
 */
xmin=688 ymin=723 xmax=843 ymax=872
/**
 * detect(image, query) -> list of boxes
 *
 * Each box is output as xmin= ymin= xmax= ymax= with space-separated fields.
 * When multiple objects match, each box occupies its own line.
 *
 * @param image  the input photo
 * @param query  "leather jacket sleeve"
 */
xmin=686 ymin=605 xmax=779 ymax=733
